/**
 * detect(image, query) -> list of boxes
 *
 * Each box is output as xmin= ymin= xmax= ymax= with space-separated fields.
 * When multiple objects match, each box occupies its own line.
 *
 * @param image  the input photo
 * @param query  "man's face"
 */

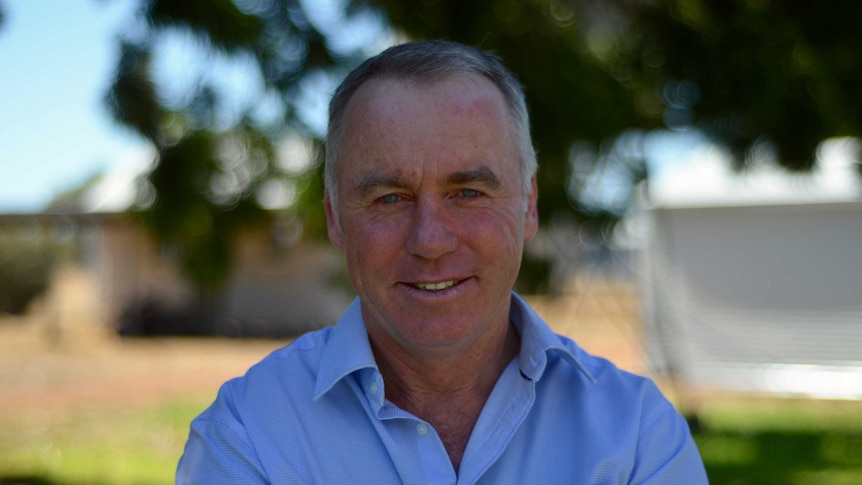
xmin=326 ymin=75 xmax=538 ymax=360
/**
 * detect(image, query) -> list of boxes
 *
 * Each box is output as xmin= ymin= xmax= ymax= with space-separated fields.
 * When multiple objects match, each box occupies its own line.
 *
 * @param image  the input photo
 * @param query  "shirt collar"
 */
xmin=313 ymin=293 xmax=595 ymax=400
xmin=313 ymin=298 xmax=378 ymax=400
xmin=509 ymin=292 xmax=596 ymax=383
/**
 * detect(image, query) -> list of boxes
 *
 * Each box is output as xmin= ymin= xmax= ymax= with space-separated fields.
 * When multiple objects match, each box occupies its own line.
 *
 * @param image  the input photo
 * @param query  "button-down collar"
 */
xmin=313 ymin=292 xmax=595 ymax=402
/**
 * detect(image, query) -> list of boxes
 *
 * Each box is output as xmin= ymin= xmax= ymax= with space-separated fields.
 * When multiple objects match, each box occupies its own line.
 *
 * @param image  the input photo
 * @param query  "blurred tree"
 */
xmin=45 ymin=173 xmax=104 ymax=213
xmin=0 ymin=225 xmax=56 ymax=315
xmin=105 ymin=0 xmax=862 ymax=298
xmin=630 ymin=1 xmax=862 ymax=170
xmin=361 ymin=0 xmax=653 ymax=231
xmin=104 ymin=0 xmax=384 ymax=293
xmin=364 ymin=0 xmax=862 ymax=221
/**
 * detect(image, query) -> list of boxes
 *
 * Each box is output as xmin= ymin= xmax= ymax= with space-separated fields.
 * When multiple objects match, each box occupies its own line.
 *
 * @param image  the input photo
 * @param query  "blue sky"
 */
xmin=0 ymin=0 xmax=391 ymax=213
xmin=0 ymin=0 xmax=150 ymax=212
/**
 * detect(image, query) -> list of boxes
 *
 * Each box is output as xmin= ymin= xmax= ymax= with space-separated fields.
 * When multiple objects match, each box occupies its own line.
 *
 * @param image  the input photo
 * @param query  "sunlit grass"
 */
xmin=0 ymin=394 xmax=860 ymax=484
xmin=696 ymin=395 xmax=862 ymax=432
xmin=0 ymin=399 xmax=207 ymax=485
xmin=690 ymin=396 xmax=862 ymax=485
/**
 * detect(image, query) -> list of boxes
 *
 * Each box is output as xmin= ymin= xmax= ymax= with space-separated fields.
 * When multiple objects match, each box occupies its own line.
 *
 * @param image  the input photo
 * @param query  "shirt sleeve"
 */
xmin=629 ymin=398 xmax=709 ymax=484
xmin=176 ymin=389 xmax=270 ymax=484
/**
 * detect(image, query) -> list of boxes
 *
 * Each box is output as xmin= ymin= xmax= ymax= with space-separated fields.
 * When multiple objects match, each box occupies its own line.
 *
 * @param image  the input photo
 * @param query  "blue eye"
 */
xmin=379 ymin=194 xmax=401 ymax=204
xmin=460 ymin=188 xmax=480 ymax=198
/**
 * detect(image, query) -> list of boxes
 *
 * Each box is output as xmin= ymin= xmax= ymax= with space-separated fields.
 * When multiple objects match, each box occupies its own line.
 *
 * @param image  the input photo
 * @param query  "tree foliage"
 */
xmin=105 ymin=0 xmax=862 ymax=291
xmin=104 ymin=0 xmax=377 ymax=289
xmin=364 ymin=0 xmax=862 ymax=219
xmin=0 ymin=225 xmax=57 ymax=315
xmin=628 ymin=0 xmax=862 ymax=171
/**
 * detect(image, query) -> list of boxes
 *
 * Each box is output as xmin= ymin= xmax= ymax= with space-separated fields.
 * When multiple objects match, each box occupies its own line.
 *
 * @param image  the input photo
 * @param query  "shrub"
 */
xmin=0 ymin=228 xmax=57 ymax=315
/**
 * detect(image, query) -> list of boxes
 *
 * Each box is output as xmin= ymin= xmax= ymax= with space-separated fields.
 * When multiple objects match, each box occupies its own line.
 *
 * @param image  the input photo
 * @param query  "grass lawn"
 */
xmin=0 ymin=398 xmax=206 ymax=485
xmin=691 ymin=395 xmax=862 ymax=484
xmin=1 ymin=393 xmax=861 ymax=484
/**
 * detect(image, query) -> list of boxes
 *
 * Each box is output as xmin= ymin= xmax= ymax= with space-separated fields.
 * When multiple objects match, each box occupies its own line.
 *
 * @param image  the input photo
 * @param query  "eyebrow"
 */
xmin=448 ymin=166 xmax=501 ymax=190
xmin=354 ymin=165 xmax=502 ymax=197
xmin=355 ymin=172 xmax=409 ymax=198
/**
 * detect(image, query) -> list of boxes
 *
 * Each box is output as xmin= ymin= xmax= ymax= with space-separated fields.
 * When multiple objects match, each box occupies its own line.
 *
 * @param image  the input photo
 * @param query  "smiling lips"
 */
xmin=414 ymin=280 xmax=458 ymax=291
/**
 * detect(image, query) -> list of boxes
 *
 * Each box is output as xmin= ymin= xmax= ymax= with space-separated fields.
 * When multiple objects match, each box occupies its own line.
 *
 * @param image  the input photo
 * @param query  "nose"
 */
xmin=405 ymin=197 xmax=458 ymax=260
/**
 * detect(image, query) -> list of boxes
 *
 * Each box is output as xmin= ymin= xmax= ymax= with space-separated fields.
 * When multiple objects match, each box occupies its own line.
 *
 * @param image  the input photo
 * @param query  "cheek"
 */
xmin=343 ymin=243 xmax=381 ymax=296
xmin=461 ymin=208 xmax=525 ymax=249
xmin=344 ymin=218 xmax=406 ymax=266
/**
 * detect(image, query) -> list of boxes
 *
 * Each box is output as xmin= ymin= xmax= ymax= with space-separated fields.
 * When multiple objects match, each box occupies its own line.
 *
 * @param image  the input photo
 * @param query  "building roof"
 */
xmin=646 ymin=138 xmax=861 ymax=209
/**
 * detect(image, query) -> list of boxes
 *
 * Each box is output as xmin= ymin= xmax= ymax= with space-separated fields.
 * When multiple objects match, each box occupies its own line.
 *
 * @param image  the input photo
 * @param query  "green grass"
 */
xmin=691 ymin=396 xmax=862 ymax=485
xmin=0 ymin=399 xmax=207 ymax=485
xmin=1 ymin=395 xmax=861 ymax=484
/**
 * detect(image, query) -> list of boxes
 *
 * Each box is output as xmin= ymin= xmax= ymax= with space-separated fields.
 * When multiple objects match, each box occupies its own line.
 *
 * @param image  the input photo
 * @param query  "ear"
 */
xmin=524 ymin=175 xmax=539 ymax=242
xmin=324 ymin=190 xmax=345 ymax=250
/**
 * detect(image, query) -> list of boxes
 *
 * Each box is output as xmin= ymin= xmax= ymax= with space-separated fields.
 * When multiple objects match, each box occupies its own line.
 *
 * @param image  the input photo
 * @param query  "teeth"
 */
xmin=415 ymin=281 xmax=456 ymax=291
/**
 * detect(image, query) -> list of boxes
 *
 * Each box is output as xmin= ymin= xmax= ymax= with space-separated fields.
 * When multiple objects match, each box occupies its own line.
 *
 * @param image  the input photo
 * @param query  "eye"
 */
xmin=379 ymin=193 xmax=401 ymax=204
xmin=459 ymin=188 xmax=481 ymax=198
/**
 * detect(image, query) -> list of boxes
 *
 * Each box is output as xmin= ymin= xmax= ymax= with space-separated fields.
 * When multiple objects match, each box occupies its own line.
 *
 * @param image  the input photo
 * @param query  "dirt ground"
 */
xmin=0 ymin=321 xmax=285 ymax=414
xmin=0 ymin=272 xmax=647 ymax=415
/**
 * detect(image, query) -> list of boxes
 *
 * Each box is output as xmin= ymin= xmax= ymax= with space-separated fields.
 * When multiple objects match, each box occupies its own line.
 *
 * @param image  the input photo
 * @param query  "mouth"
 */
xmin=412 ymin=280 xmax=459 ymax=291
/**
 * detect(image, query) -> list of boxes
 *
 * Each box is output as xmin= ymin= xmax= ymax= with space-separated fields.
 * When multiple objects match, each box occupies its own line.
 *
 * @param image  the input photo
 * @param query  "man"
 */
xmin=177 ymin=40 xmax=707 ymax=484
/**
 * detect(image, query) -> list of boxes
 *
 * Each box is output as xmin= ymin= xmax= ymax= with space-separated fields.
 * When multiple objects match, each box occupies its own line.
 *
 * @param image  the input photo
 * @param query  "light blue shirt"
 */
xmin=177 ymin=293 xmax=707 ymax=484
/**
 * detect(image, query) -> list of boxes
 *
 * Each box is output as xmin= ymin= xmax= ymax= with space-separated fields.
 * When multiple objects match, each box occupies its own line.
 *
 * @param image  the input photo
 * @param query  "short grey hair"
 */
xmin=325 ymin=40 xmax=537 ymax=213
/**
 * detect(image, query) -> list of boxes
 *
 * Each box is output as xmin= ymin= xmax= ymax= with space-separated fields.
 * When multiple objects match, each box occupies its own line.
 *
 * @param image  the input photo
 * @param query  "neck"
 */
xmin=373 ymin=322 xmax=520 ymax=398
xmin=369 ymin=321 xmax=520 ymax=472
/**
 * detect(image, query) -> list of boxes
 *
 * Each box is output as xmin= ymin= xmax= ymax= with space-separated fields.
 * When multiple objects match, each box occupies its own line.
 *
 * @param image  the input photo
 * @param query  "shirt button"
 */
xmin=416 ymin=423 xmax=429 ymax=436
xmin=369 ymin=382 xmax=379 ymax=395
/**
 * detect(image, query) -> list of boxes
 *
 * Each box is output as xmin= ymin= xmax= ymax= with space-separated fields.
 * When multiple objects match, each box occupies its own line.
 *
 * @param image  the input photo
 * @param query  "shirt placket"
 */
xmin=353 ymin=369 xmax=458 ymax=485
xmin=456 ymin=360 xmax=537 ymax=485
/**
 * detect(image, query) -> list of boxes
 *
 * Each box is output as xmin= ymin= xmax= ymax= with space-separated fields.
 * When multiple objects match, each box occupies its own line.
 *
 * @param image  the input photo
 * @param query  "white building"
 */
xmin=638 ymin=139 xmax=862 ymax=399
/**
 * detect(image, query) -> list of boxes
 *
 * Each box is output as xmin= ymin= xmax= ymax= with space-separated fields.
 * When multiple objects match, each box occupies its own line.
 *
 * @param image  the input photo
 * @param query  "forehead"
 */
xmin=352 ymin=73 xmax=504 ymax=113
xmin=338 ymin=75 xmax=520 ymax=181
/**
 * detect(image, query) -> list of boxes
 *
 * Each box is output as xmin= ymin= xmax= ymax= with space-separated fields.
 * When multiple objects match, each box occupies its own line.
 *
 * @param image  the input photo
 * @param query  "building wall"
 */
xmin=97 ymin=218 xmax=352 ymax=337
xmin=641 ymin=201 xmax=862 ymax=398
xmin=99 ymin=217 xmax=193 ymax=327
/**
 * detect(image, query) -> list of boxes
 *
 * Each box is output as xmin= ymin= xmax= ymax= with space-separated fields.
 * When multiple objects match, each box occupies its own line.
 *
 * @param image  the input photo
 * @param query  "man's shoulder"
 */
xmin=247 ymin=326 xmax=333 ymax=375
xmin=548 ymin=332 xmax=664 ymax=399
xmin=513 ymin=294 xmax=659 ymax=396
xmin=215 ymin=326 xmax=335 ymax=400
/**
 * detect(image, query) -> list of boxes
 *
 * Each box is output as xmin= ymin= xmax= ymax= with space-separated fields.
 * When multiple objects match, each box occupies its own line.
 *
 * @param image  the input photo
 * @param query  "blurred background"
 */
xmin=1 ymin=0 xmax=861 ymax=483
